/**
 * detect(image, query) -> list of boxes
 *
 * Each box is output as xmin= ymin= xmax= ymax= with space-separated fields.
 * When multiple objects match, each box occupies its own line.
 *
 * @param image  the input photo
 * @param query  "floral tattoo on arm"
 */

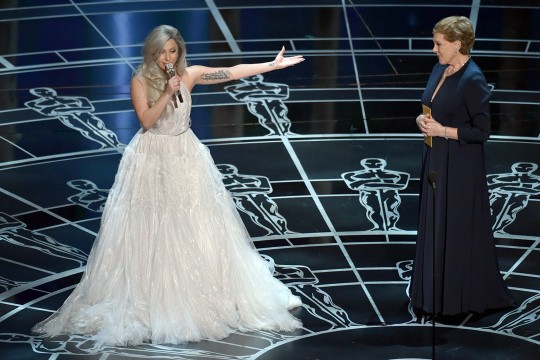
xmin=201 ymin=69 xmax=231 ymax=81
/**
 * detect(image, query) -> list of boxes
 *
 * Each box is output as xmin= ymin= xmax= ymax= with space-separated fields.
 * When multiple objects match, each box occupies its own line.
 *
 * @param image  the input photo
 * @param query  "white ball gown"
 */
xmin=32 ymin=83 xmax=302 ymax=346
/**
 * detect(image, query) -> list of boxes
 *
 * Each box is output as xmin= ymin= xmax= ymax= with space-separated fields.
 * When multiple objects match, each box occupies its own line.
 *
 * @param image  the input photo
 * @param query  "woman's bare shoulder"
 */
xmin=131 ymin=72 xmax=145 ymax=83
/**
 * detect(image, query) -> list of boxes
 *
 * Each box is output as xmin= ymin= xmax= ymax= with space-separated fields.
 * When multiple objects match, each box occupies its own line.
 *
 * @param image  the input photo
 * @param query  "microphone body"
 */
xmin=427 ymin=168 xmax=438 ymax=359
xmin=165 ymin=63 xmax=183 ymax=103
xmin=428 ymin=170 xmax=437 ymax=190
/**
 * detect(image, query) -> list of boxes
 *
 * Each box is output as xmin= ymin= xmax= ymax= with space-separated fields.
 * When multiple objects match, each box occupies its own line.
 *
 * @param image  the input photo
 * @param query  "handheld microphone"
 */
xmin=165 ymin=63 xmax=183 ymax=103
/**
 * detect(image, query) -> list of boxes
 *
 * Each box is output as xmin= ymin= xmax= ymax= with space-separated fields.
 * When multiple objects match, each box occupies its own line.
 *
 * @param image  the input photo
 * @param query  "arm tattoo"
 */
xmin=268 ymin=61 xmax=275 ymax=67
xmin=201 ymin=69 xmax=231 ymax=81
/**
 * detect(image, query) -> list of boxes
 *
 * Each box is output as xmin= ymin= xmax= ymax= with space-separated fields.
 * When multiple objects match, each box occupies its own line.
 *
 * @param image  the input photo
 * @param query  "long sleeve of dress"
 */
xmin=457 ymin=70 xmax=491 ymax=144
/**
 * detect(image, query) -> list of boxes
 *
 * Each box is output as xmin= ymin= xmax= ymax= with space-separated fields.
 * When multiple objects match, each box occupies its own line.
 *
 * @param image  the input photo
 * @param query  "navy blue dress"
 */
xmin=410 ymin=59 xmax=514 ymax=315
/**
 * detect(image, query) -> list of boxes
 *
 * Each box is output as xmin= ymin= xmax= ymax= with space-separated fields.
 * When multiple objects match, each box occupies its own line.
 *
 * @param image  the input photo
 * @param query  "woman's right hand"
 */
xmin=416 ymin=114 xmax=429 ymax=136
xmin=165 ymin=75 xmax=181 ymax=96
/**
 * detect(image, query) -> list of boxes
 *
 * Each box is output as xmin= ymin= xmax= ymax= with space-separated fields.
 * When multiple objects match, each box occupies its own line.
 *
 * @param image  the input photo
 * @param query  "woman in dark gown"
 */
xmin=410 ymin=16 xmax=514 ymax=316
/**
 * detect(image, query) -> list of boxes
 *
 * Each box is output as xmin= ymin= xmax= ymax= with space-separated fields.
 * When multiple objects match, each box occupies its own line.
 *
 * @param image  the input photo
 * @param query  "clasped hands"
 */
xmin=416 ymin=114 xmax=445 ymax=138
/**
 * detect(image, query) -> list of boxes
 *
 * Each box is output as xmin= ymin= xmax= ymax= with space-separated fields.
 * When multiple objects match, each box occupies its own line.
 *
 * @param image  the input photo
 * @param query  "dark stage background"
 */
xmin=0 ymin=1 xmax=539 ymax=359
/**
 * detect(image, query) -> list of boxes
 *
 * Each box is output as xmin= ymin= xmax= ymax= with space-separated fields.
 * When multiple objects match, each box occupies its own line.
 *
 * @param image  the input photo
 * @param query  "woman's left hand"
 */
xmin=271 ymin=46 xmax=304 ymax=69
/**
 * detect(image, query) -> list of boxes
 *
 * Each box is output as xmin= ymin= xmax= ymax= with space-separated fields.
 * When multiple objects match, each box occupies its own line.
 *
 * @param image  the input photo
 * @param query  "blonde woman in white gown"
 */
xmin=33 ymin=24 xmax=304 ymax=347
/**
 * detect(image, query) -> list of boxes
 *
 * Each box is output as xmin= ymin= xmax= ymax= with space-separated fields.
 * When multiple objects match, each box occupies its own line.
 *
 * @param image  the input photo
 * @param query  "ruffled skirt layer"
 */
xmin=33 ymin=129 xmax=301 ymax=346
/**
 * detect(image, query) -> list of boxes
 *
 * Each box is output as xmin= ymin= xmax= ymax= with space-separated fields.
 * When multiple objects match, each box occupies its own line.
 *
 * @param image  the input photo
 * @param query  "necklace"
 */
xmin=446 ymin=56 xmax=470 ymax=74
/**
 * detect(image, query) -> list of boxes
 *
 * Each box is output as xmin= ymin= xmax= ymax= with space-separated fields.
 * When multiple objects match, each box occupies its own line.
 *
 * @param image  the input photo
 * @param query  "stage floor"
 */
xmin=1 ymin=1 xmax=539 ymax=359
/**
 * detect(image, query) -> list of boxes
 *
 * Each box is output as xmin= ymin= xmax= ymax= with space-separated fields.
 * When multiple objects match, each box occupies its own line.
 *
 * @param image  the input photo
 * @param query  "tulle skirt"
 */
xmin=32 ymin=129 xmax=302 ymax=346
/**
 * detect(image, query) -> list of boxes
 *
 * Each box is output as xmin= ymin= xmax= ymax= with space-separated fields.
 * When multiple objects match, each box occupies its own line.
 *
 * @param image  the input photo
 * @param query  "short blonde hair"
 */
xmin=433 ymin=16 xmax=475 ymax=55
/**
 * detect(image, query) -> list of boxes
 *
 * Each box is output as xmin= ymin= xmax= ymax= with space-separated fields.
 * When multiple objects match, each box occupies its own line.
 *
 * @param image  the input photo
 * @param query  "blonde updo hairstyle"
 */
xmin=433 ymin=16 xmax=475 ymax=55
xmin=136 ymin=25 xmax=187 ymax=106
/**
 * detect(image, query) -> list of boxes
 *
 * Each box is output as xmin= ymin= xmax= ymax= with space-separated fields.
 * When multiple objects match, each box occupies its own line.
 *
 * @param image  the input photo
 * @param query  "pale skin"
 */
xmin=131 ymin=38 xmax=305 ymax=130
xmin=416 ymin=32 xmax=471 ymax=140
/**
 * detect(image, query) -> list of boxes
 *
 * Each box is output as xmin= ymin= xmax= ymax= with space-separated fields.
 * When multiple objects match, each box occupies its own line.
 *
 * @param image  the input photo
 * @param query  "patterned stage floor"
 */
xmin=0 ymin=1 xmax=539 ymax=359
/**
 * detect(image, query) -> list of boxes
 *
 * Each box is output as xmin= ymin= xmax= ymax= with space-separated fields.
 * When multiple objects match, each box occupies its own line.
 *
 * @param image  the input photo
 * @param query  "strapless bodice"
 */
xmin=148 ymin=82 xmax=191 ymax=136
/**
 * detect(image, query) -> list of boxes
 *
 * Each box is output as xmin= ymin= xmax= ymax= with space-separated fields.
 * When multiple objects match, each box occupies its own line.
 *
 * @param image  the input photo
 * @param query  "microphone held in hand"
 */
xmin=165 ymin=63 xmax=183 ymax=103
xmin=428 ymin=170 xmax=437 ymax=190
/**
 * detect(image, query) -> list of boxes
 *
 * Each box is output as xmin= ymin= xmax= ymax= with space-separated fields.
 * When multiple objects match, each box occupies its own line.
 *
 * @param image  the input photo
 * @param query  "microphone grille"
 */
xmin=166 ymin=63 xmax=175 ymax=77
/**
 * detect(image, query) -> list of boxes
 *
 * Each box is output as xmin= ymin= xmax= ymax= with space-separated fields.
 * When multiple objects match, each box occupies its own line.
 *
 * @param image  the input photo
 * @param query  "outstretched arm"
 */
xmin=184 ymin=47 xmax=304 ymax=89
